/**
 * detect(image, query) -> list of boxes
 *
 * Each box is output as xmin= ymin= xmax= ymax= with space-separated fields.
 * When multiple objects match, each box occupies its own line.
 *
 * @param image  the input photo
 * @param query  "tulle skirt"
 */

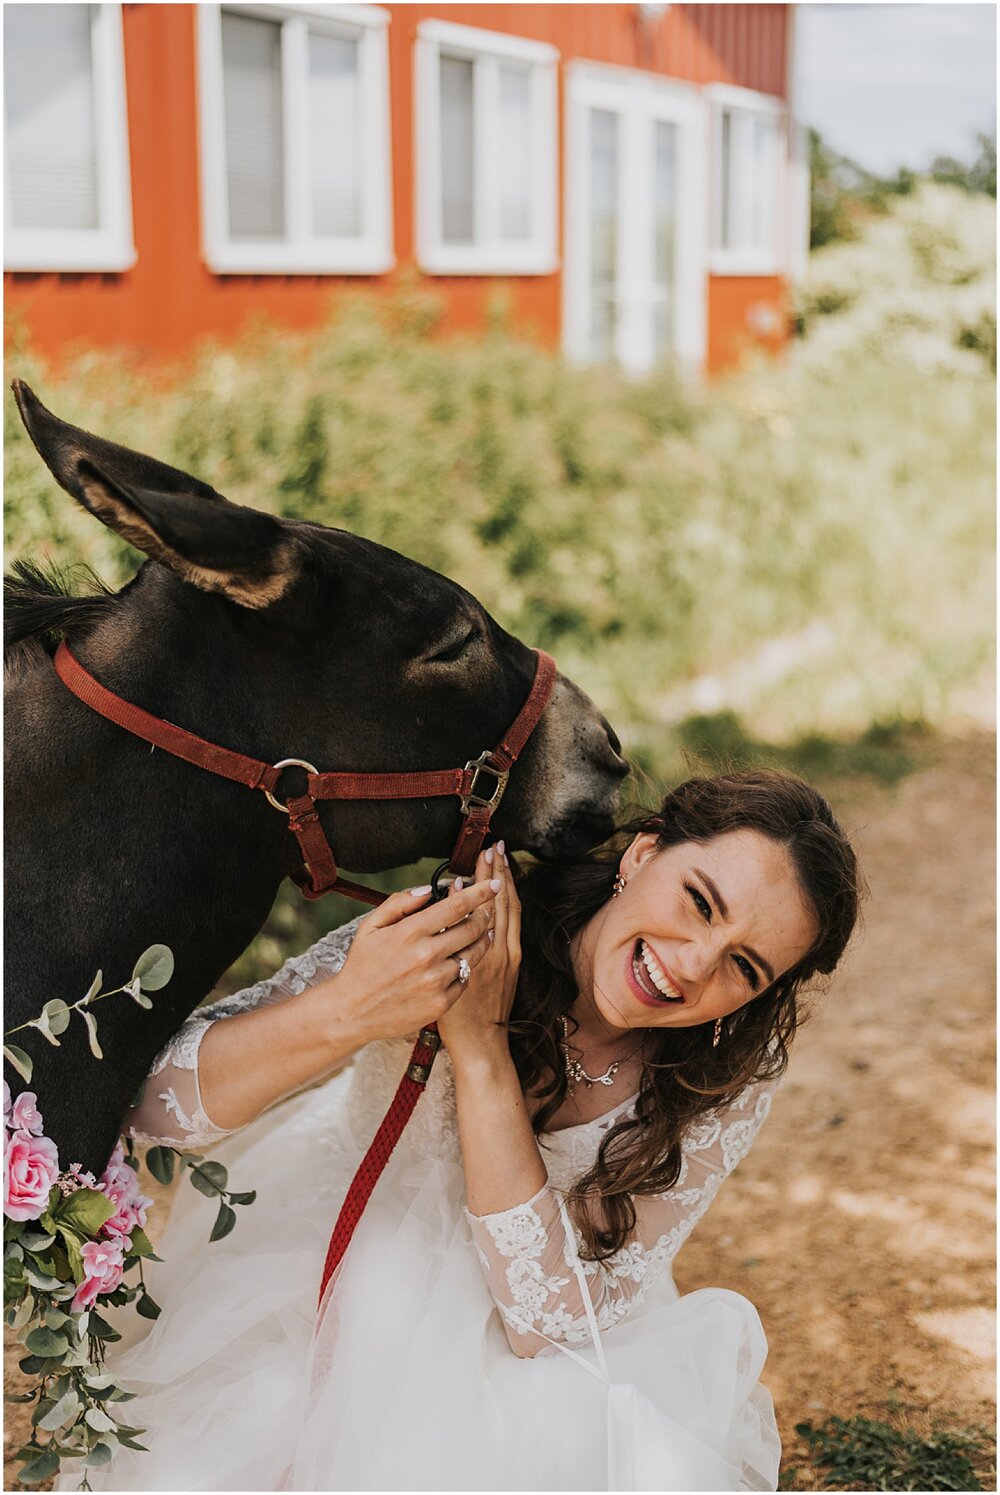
xmin=77 ymin=1071 xmax=780 ymax=1492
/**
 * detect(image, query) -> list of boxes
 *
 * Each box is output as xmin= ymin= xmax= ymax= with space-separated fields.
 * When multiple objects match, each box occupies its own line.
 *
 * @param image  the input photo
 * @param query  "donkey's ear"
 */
xmin=11 ymin=380 xmax=299 ymax=608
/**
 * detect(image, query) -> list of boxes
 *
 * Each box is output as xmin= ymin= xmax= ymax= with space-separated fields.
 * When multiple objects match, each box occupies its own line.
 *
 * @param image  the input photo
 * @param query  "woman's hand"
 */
xmin=437 ymin=844 xmax=521 ymax=1071
xmin=333 ymin=880 xmax=499 ymax=1048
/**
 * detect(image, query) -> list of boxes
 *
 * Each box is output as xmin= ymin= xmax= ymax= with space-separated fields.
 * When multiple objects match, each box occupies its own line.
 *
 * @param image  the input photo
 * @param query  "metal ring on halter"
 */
xmin=429 ymin=860 xmax=454 ymax=902
xmin=455 ymin=956 xmax=471 ymax=985
xmin=264 ymin=759 xmax=320 ymax=813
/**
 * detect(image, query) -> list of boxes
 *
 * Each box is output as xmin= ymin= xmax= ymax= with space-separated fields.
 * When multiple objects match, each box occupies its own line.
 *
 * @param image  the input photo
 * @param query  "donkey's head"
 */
xmin=11 ymin=382 xmax=628 ymax=871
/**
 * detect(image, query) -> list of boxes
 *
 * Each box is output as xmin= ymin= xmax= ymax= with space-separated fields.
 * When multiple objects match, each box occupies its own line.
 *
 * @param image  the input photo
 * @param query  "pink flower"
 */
xmin=4 ymin=1128 xmax=60 ymax=1222
xmin=98 ymin=1142 xmax=152 ymax=1250
xmin=70 ymin=1238 xmax=125 ymax=1313
xmin=10 ymin=1092 xmax=44 ymax=1137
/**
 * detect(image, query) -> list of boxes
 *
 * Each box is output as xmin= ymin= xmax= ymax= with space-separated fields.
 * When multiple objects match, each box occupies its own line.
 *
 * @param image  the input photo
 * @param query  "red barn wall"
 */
xmin=5 ymin=3 xmax=791 ymax=374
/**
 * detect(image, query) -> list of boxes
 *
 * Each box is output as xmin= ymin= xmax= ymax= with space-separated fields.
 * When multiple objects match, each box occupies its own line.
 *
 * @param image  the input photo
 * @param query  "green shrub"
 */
xmin=795 ymin=1412 xmax=993 ymax=1491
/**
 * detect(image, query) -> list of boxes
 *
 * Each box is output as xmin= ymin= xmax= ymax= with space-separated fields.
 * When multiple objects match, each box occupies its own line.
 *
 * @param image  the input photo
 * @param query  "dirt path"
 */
xmin=677 ymin=732 xmax=996 ymax=1486
xmin=6 ymin=733 xmax=995 ymax=1489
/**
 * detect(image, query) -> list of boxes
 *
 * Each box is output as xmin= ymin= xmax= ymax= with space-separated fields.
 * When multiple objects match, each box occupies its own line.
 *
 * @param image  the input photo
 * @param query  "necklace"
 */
xmin=559 ymin=1015 xmax=644 ymax=1092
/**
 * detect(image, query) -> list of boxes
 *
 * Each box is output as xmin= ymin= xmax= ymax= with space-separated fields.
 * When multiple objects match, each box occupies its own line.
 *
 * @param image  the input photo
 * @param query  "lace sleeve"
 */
xmin=127 ymin=917 xmax=364 ymax=1149
xmin=465 ymin=1082 xmax=776 ymax=1358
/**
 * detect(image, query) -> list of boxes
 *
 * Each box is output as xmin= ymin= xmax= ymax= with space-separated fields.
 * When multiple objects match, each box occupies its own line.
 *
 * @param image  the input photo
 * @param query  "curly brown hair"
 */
xmin=507 ymin=769 xmax=863 ymax=1260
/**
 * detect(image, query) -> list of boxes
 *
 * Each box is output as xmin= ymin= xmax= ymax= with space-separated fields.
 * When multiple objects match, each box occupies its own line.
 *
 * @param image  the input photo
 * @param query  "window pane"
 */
xmin=309 ymin=31 xmax=361 ymax=238
xmin=222 ymin=11 xmax=284 ymax=239
xmin=5 ymin=3 xmax=98 ymax=232
xmin=440 ymin=55 xmax=474 ymax=244
xmin=498 ymin=62 xmax=531 ymax=241
xmin=719 ymin=108 xmax=732 ymax=250
xmin=750 ymin=115 xmax=776 ymax=250
xmin=652 ymin=119 xmax=677 ymax=361
xmin=588 ymin=108 xmax=618 ymax=363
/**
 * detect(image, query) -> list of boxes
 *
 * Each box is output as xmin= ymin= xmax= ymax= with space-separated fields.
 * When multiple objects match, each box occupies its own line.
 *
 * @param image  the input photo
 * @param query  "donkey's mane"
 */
xmin=4 ymin=559 xmax=117 ymax=665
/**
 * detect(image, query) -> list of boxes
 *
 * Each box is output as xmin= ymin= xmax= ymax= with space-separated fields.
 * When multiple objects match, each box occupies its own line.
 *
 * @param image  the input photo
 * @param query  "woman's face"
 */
xmin=576 ymin=829 xmax=818 ymax=1036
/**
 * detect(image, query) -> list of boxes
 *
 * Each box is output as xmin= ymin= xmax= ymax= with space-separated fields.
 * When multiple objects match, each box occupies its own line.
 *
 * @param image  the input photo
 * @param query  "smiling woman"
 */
xmin=81 ymin=769 xmax=861 ymax=1494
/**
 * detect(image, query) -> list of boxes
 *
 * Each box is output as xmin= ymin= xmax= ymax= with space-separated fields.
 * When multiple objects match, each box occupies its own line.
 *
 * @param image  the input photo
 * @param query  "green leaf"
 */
xmin=19 ymin=1229 xmax=55 ymax=1253
xmin=30 ymin=1399 xmax=56 ymax=1426
xmin=79 ymin=1008 xmax=103 ymax=1060
xmin=84 ymin=1407 xmax=117 ymax=1434
xmin=132 ymin=944 xmax=174 ymax=992
xmin=84 ymin=1442 xmax=115 ymax=1469
xmin=4 ymin=1045 xmax=33 ymax=1083
xmin=87 ymin=1312 xmax=121 ymax=1343
xmin=22 ymin=1264 xmax=63 ymax=1292
xmin=209 ymin=1202 xmax=236 ymax=1241
xmin=5 ymin=1392 xmax=36 ymax=1404
xmin=56 ymin=1228 xmax=84 ymax=1285
xmin=43 ymin=1306 xmax=70 ymax=1329
xmin=25 ymin=1325 xmax=70 ymax=1357
xmin=145 ymin=1146 xmax=175 ymax=1186
xmin=107 ymin=1388 xmax=137 ymax=1402
xmin=19 ymin=1353 xmax=62 ymax=1376
xmin=38 ymin=1389 xmax=81 ymax=1429
xmin=82 ymin=969 xmax=102 ymax=1005
xmin=135 ymin=1291 xmax=161 ymax=1320
xmin=30 ymin=1014 xmax=60 ymax=1047
xmin=229 ymin=1191 xmax=257 ymax=1206
xmin=16 ymin=1449 xmax=60 ymax=1484
xmin=54 ymin=1187 xmax=115 ymax=1237
xmin=189 ymin=1159 xmax=228 ymax=1196
xmin=127 ymin=1226 xmax=155 ymax=1259
xmin=42 ymin=999 xmax=72 ymax=1036
xmin=117 ymin=1435 xmax=150 ymax=1452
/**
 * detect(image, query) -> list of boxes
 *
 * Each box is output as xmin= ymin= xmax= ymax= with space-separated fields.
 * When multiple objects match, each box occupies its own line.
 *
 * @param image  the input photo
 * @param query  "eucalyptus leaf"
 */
xmin=117 ymin=1435 xmax=150 ymax=1452
xmin=145 ymin=1146 xmax=175 ymax=1186
xmin=133 ymin=990 xmax=153 ymax=1009
xmin=85 ymin=1373 xmax=116 ymax=1390
xmin=11 ymin=1296 xmax=35 ymax=1332
xmin=87 ymin=1312 xmax=121 ymax=1342
xmin=84 ymin=1441 xmax=115 ymax=1469
xmin=30 ymin=1398 xmax=56 ymax=1426
xmin=3 ymin=1044 xmax=33 ymax=1082
xmin=229 ymin=1191 xmax=257 ymax=1206
xmin=82 ymin=969 xmax=102 ymax=1005
xmin=132 ymin=944 xmax=174 ymax=992
xmin=16 ymin=1449 xmax=60 ymax=1484
xmin=38 ymin=1389 xmax=80 ymax=1429
xmin=43 ymin=1306 xmax=70 ymax=1329
xmin=209 ymin=1202 xmax=236 ymax=1242
xmin=19 ymin=1230 xmax=55 ymax=1253
xmin=80 ymin=1008 xmax=103 ymax=1060
xmin=189 ymin=1160 xmax=228 ymax=1196
xmin=135 ymin=1291 xmax=161 ymax=1320
xmin=25 ymin=1325 xmax=70 ymax=1357
xmin=4 ymin=1392 xmax=35 ymax=1403
xmin=22 ymin=1264 xmax=62 ymax=1292
xmin=30 ymin=1014 xmax=60 ymax=1047
xmin=85 ymin=1407 xmax=117 ymax=1434
xmin=42 ymin=999 xmax=72 ymax=1036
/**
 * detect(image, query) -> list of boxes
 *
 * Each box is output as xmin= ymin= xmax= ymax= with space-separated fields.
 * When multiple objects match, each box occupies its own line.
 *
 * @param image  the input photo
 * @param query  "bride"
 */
xmin=83 ymin=769 xmax=861 ymax=1493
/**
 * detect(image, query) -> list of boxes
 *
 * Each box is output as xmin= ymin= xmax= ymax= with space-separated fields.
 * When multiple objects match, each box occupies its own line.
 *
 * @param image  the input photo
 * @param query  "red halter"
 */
xmin=51 ymin=640 xmax=558 ymax=1301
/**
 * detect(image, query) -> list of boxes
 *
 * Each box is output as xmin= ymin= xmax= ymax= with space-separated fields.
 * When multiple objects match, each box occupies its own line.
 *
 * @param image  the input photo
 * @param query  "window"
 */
xmin=564 ymin=64 xmax=707 ymax=375
xmin=415 ymin=20 xmax=558 ymax=275
xmin=707 ymin=84 xmax=785 ymax=275
xmin=197 ymin=4 xmax=392 ymax=274
xmin=4 ymin=3 xmax=135 ymax=272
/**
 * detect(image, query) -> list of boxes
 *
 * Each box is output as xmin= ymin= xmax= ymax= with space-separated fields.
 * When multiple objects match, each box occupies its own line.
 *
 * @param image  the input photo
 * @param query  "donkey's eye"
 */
xmin=427 ymin=629 xmax=479 ymax=664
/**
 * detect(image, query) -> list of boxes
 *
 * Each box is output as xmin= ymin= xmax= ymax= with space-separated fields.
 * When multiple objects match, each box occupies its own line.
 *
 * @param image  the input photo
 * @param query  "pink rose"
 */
xmin=70 ymin=1238 xmax=125 ymax=1313
xmin=10 ymin=1092 xmax=44 ymax=1137
xmin=98 ymin=1144 xmax=152 ymax=1250
xmin=4 ymin=1128 xmax=60 ymax=1222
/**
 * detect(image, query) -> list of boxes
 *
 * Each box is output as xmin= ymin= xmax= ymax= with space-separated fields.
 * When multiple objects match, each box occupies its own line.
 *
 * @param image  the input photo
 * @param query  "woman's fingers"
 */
xmin=444 ymin=927 xmax=493 ymax=986
xmin=363 ymin=883 xmax=435 ymax=929
xmin=434 ymin=896 xmax=497 ymax=958
xmin=409 ymin=878 xmax=497 ymax=937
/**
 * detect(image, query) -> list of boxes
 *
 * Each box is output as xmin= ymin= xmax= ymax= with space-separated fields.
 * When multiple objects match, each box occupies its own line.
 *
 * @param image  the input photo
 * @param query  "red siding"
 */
xmin=5 ymin=3 xmax=791 ymax=374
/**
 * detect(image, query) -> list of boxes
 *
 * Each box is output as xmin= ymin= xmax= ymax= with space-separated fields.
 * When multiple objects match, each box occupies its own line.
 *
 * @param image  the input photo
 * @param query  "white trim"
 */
xmin=197 ymin=3 xmax=393 ymax=275
xmin=4 ymin=3 xmax=136 ymax=273
xmin=563 ymin=61 xmax=707 ymax=376
xmin=705 ymin=82 xmax=787 ymax=277
xmin=414 ymin=20 xmax=558 ymax=276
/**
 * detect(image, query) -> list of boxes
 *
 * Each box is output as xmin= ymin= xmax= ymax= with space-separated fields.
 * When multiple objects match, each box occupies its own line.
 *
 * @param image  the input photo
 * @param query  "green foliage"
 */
xmin=795 ymin=1413 xmax=993 ymax=1491
xmin=931 ymin=133 xmax=997 ymax=199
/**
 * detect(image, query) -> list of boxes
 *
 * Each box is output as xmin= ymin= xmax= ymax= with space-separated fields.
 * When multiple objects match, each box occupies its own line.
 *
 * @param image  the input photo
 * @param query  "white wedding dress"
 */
xmin=80 ymin=917 xmax=782 ymax=1493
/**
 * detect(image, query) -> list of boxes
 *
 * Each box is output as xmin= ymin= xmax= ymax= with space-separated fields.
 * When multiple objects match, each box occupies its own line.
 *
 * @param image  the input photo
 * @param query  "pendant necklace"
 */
xmin=559 ymin=1014 xmax=644 ymax=1092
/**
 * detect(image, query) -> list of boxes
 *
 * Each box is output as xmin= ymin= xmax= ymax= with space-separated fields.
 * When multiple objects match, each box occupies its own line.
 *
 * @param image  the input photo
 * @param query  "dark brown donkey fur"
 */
xmin=5 ymin=382 xmax=628 ymax=1174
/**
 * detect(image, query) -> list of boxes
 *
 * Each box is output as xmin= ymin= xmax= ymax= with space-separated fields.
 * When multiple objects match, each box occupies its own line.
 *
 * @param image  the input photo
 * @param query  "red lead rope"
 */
xmin=50 ymin=642 xmax=557 ymax=1308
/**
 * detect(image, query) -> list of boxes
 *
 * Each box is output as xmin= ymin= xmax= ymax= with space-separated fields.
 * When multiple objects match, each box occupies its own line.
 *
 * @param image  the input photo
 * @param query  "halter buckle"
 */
xmin=459 ymin=750 xmax=510 ymax=816
xmin=264 ymin=758 xmax=320 ymax=814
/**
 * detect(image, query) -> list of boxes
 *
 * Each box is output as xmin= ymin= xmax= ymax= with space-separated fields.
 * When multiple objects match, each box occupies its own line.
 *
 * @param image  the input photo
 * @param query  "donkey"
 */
xmin=5 ymin=382 xmax=628 ymax=1174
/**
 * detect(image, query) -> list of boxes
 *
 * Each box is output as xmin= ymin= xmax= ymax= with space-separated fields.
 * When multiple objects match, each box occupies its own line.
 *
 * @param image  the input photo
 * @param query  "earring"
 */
xmin=712 ymin=1017 xmax=723 ymax=1048
xmin=611 ymin=872 xmax=627 ymax=898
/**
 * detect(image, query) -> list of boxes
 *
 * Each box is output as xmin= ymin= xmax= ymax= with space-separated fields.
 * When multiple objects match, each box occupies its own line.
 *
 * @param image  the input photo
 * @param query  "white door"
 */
xmin=564 ymin=64 xmax=707 ymax=376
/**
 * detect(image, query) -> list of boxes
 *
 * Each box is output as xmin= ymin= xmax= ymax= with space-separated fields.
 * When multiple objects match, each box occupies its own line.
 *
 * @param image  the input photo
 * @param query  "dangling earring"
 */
xmin=611 ymin=872 xmax=627 ymax=898
xmin=712 ymin=1017 xmax=723 ymax=1048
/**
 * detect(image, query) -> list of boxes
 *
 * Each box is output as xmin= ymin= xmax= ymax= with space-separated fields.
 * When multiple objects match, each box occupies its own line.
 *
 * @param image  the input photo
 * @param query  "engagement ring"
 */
xmin=456 ymin=957 xmax=471 ymax=985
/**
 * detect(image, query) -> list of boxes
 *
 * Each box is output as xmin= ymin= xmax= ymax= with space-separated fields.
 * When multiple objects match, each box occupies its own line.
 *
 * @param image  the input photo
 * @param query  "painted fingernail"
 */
xmin=454 ymin=877 xmax=464 ymax=891
xmin=409 ymin=885 xmax=433 ymax=897
xmin=485 ymin=847 xmax=494 ymax=865
xmin=489 ymin=878 xmax=502 ymax=893
xmin=497 ymin=840 xmax=505 ymax=857
xmin=488 ymin=930 xmax=495 ymax=943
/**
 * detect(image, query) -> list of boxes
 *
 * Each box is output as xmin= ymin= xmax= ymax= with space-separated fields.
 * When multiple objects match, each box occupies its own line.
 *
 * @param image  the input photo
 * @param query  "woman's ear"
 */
xmin=619 ymin=833 xmax=661 ymax=880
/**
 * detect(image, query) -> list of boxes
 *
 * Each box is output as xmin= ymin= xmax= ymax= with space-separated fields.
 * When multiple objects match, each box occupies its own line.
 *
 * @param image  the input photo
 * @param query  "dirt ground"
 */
xmin=6 ymin=732 xmax=996 ymax=1490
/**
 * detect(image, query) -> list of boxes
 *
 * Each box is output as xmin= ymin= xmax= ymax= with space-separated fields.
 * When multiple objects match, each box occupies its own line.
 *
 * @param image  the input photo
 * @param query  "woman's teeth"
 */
xmin=633 ymin=941 xmax=684 ymax=1002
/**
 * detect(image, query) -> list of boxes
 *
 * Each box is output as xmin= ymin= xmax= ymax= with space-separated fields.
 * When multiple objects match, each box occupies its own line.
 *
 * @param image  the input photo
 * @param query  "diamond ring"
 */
xmin=456 ymin=956 xmax=471 ymax=985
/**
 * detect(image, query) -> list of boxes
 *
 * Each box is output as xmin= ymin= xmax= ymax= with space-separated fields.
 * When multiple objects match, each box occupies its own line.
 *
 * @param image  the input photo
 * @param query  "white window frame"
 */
xmin=4 ymin=2 xmax=135 ymax=273
xmin=197 ymin=3 xmax=393 ymax=275
xmin=706 ymin=82 xmax=786 ymax=277
xmin=563 ymin=61 xmax=708 ymax=377
xmin=414 ymin=19 xmax=558 ymax=276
